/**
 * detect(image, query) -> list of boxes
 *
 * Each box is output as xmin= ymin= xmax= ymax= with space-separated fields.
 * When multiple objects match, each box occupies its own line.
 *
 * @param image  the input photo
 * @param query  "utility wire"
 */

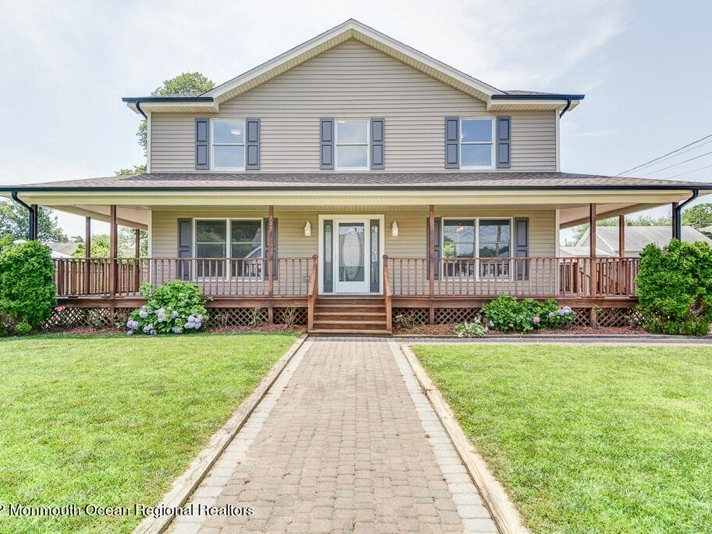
xmin=664 ymin=163 xmax=712 ymax=180
xmin=638 ymin=150 xmax=712 ymax=177
xmin=617 ymin=132 xmax=712 ymax=176
xmin=623 ymin=138 xmax=712 ymax=173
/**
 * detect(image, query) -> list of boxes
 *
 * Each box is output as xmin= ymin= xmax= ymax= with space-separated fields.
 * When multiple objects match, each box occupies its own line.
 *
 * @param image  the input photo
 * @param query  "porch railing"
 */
xmin=54 ymin=257 xmax=315 ymax=298
xmin=386 ymin=256 xmax=639 ymax=299
xmin=54 ymin=255 xmax=638 ymax=300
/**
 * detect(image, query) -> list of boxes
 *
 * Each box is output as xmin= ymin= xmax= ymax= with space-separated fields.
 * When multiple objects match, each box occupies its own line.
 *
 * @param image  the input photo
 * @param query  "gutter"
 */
xmin=135 ymin=101 xmax=148 ymax=120
xmin=11 ymin=191 xmax=37 ymax=240
xmin=559 ymin=98 xmax=572 ymax=118
xmin=673 ymin=189 xmax=699 ymax=240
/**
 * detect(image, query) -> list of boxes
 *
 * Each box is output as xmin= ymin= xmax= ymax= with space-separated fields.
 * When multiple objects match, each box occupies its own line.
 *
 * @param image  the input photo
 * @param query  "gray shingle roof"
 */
xmin=4 ymin=172 xmax=710 ymax=191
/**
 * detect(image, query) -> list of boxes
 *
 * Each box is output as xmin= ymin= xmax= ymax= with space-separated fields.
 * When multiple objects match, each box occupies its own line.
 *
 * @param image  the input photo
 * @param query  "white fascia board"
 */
xmin=487 ymin=99 xmax=581 ymax=112
xmin=16 ymin=189 xmax=700 ymax=209
xmin=127 ymin=101 xmax=219 ymax=114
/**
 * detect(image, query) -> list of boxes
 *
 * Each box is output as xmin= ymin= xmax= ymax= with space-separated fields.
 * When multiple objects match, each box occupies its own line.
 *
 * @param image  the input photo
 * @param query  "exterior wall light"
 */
xmin=391 ymin=221 xmax=399 ymax=237
xmin=304 ymin=221 xmax=312 ymax=237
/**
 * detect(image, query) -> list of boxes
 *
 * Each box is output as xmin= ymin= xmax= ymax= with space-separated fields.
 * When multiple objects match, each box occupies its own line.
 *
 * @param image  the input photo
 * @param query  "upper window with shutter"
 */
xmin=445 ymin=116 xmax=511 ymax=170
xmin=202 ymin=118 xmax=260 ymax=171
xmin=321 ymin=118 xmax=385 ymax=170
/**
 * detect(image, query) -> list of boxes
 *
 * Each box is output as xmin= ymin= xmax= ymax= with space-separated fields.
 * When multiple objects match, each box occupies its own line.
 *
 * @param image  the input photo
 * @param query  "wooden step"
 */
xmin=309 ymin=329 xmax=392 ymax=336
xmin=315 ymin=305 xmax=386 ymax=313
xmin=310 ymin=296 xmax=389 ymax=334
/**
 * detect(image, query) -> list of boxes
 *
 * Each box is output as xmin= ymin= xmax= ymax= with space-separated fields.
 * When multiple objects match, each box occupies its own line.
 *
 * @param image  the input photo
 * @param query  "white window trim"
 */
xmin=460 ymin=118 xmax=495 ymax=170
xmin=211 ymin=119 xmax=246 ymax=171
xmin=194 ymin=218 xmax=264 ymax=279
xmin=335 ymin=119 xmax=370 ymax=171
xmin=441 ymin=217 xmax=513 ymax=281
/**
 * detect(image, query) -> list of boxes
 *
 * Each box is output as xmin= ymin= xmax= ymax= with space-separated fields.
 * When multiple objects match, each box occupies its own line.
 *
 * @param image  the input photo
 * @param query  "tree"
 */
xmin=116 ymin=164 xmax=147 ymax=176
xmin=135 ymin=72 xmax=215 ymax=155
xmin=0 ymin=200 xmax=64 ymax=242
xmin=569 ymin=214 xmax=672 ymax=244
xmin=72 ymin=228 xmax=147 ymax=258
xmin=681 ymin=203 xmax=712 ymax=230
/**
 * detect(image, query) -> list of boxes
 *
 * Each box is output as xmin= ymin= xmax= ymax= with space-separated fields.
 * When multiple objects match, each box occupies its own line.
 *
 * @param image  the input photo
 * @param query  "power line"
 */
xmin=664 ymin=163 xmax=712 ymax=180
xmin=617 ymin=132 xmax=712 ymax=176
xmin=624 ymin=138 xmax=712 ymax=173
xmin=638 ymin=150 xmax=712 ymax=177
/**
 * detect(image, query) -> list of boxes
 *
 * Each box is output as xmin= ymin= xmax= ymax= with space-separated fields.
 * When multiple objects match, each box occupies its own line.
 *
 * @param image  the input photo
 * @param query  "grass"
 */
xmin=412 ymin=344 xmax=712 ymax=534
xmin=0 ymin=333 xmax=299 ymax=534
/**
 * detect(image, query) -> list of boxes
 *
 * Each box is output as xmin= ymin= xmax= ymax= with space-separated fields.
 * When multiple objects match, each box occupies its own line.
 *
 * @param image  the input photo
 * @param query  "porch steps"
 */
xmin=311 ymin=296 xmax=390 ymax=335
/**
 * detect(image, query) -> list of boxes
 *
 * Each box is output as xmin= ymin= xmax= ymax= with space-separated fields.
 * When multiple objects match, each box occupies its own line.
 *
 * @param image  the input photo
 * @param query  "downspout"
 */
xmin=135 ymin=101 xmax=148 ymax=120
xmin=11 ymin=191 xmax=37 ymax=240
xmin=674 ymin=189 xmax=699 ymax=240
xmin=559 ymin=98 xmax=572 ymax=118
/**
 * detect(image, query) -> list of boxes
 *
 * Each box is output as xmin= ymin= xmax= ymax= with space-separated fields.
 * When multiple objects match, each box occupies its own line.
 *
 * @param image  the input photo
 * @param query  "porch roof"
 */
xmin=2 ymin=172 xmax=709 ymax=230
xmin=3 ymin=171 xmax=710 ymax=191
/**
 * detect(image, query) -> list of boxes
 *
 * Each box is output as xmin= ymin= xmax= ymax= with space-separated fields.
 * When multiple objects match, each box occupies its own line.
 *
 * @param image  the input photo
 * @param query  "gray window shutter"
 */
xmin=246 ymin=118 xmax=260 ymax=170
xmin=195 ymin=118 xmax=209 ymax=170
xmin=514 ymin=217 xmax=529 ymax=280
xmin=496 ymin=116 xmax=511 ymax=169
xmin=177 ymin=218 xmax=192 ymax=280
xmin=371 ymin=118 xmax=385 ymax=170
xmin=320 ymin=118 xmax=334 ymax=170
xmin=264 ymin=218 xmax=278 ymax=280
xmin=426 ymin=217 xmax=442 ymax=279
xmin=445 ymin=117 xmax=459 ymax=169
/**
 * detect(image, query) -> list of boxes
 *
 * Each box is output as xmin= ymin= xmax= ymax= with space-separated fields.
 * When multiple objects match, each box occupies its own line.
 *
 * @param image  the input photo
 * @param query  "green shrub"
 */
xmin=0 ymin=240 xmax=56 ymax=335
xmin=636 ymin=239 xmax=712 ymax=336
xmin=482 ymin=295 xmax=574 ymax=333
xmin=126 ymin=279 xmax=208 ymax=335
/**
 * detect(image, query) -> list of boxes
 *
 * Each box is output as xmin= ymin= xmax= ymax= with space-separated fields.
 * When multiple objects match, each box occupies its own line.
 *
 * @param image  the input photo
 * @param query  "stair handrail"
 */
xmin=307 ymin=255 xmax=318 ymax=331
xmin=383 ymin=255 xmax=392 ymax=332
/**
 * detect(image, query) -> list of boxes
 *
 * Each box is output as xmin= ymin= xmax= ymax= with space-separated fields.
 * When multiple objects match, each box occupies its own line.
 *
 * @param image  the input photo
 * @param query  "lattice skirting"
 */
xmin=392 ymin=306 xmax=637 ymax=328
xmin=42 ymin=307 xmax=133 ymax=329
xmin=41 ymin=305 xmax=308 ymax=330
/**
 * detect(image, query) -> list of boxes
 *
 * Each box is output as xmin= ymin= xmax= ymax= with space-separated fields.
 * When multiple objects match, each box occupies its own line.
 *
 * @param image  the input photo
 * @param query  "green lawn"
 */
xmin=0 ymin=333 xmax=299 ymax=534
xmin=412 ymin=344 xmax=712 ymax=534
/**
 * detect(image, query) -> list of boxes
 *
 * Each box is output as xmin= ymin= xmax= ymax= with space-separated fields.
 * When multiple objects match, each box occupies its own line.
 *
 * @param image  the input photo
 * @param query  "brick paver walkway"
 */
xmin=169 ymin=337 xmax=497 ymax=533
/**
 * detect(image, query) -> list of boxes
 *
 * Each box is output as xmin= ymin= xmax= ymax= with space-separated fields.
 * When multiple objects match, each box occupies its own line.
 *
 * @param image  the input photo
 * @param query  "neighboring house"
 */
xmin=46 ymin=241 xmax=80 ymax=259
xmin=2 ymin=20 xmax=711 ymax=331
xmin=576 ymin=226 xmax=712 ymax=257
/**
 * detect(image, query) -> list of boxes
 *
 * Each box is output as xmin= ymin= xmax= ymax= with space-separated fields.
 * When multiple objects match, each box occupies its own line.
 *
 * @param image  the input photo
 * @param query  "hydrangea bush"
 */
xmin=126 ymin=279 xmax=207 ymax=336
xmin=481 ymin=295 xmax=574 ymax=333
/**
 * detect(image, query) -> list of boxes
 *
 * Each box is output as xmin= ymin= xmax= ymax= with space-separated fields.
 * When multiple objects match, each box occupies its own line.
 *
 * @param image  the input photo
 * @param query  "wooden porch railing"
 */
xmin=307 ymin=255 xmax=318 ymax=331
xmin=54 ymin=257 xmax=315 ymax=298
xmin=386 ymin=256 xmax=639 ymax=299
xmin=54 ymin=255 xmax=638 ymax=300
xmin=383 ymin=255 xmax=392 ymax=331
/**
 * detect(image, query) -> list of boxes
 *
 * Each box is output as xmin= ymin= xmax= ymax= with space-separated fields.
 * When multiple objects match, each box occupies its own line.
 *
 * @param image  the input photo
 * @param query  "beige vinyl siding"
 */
xmin=152 ymin=208 xmax=555 ymax=258
xmin=150 ymin=40 xmax=557 ymax=173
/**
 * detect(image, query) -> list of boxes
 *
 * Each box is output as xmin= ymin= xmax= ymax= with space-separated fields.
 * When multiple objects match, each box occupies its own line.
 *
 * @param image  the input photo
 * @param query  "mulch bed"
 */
xmin=393 ymin=324 xmax=644 ymax=337
xmin=38 ymin=324 xmax=306 ymax=336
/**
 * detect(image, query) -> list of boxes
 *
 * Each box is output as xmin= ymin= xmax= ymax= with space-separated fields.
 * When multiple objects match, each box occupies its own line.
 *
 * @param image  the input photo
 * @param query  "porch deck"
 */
xmin=52 ymin=255 xmax=638 ymax=331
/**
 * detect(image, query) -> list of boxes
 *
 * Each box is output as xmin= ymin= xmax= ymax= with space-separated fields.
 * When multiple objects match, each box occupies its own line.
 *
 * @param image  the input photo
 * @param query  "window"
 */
xmin=442 ymin=218 xmax=511 ymax=278
xmin=212 ymin=119 xmax=245 ymax=170
xmin=195 ymin=219 xmax=263 ymax=277
xmin=335 ymin=119 xmax=369 ymax=170
xmin=460 ymin=118 xmax=494 ymax=169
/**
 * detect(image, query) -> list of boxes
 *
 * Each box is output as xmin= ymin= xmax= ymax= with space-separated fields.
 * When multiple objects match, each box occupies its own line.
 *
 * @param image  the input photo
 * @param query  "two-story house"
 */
xmin=3 ymin=20 xmax=710 ymax=332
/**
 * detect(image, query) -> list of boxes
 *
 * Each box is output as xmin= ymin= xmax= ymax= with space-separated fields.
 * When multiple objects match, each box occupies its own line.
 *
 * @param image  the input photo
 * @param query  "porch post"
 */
xmin=428 ymin=204 xmax=435 ymax=325
xmin=267 ymin=205 xmax=274 ymax=324
xmin=672 ymin=202 xmax=679 ymax=240
xmin=109 ymin=205 xmax=118 ymax=298
xmin=589 ymin=203 xmax=597 ymax=326
xmin=134 ymin=228 xmax=141 ymax=293
xmin=30 ymin=204 xmax=39 ymax=240
xmin=84 ymin=217 xmax=91 ymax=295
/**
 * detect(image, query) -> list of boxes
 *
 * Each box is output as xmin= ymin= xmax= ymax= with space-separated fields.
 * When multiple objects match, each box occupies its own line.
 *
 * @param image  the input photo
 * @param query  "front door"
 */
xmin=320 ymin=216 xmax=383 ymax=295
xmin=335 ymin=221 xmax=369 ymax=293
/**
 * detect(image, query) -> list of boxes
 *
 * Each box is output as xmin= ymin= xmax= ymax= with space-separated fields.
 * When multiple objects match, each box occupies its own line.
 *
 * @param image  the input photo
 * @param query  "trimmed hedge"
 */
xmin=0 ymin=240 xmax=56 ymax=335
xmin=636 ymin=239 xmax=712 ymax=336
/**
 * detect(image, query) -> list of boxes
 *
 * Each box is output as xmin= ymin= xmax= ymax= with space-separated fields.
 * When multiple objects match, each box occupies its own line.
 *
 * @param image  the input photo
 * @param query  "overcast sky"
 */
xmin=1 ymin=0 xmax=710 ymax=238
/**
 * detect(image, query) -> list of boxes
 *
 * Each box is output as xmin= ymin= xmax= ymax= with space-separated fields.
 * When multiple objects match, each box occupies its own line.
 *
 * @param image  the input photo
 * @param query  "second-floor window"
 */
xmin=461 ymin=118 xmax=494 ymax=169
xmin=335 ymin=119 xmax=369 ymax=170
xmin=212 ymin=119 xmax=245 ymax=170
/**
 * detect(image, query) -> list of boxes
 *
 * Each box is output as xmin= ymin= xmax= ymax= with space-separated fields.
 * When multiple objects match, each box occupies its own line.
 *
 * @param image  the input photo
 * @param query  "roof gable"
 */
xmin=123 ymin=19 xmax=583 ymax=114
